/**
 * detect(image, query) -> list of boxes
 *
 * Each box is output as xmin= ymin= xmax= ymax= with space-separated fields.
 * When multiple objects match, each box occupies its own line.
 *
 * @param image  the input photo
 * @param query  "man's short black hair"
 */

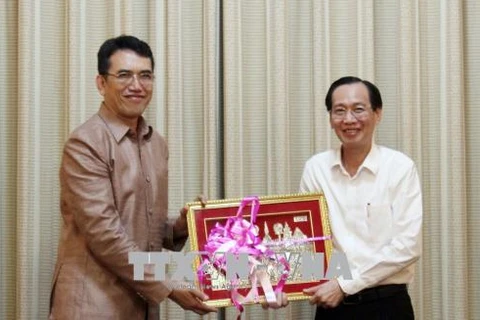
xmin=97 ymin=35 xmax=154 ymax=74
xmin=325 ymin=76 xmax=383 ymax=111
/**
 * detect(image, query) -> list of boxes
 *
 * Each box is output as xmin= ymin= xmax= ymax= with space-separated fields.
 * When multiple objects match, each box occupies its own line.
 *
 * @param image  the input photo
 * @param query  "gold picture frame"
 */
xmin=186 ymin=192 xmax=333 ymax=307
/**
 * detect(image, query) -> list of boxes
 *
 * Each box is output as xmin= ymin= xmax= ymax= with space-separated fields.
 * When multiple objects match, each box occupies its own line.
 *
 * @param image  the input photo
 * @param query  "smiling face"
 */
xmin=96 ymin=49 xmax=153 ymax=127
xmin=329 ymin=82 xmax=382 ymax=151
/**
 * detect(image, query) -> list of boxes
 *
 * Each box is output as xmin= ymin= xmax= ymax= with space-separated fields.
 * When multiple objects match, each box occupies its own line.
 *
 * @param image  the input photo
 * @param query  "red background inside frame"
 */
xmin=193 ymin=199 xmax=329 ymax=301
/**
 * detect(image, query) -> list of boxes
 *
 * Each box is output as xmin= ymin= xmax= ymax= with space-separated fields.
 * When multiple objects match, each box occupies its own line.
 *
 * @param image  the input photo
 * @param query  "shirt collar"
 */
xmin=331 ymin=143 xmax=380 ymax=175
xmin=361 ymin=144 xmax=380 ymax=174
xmin=137 ymin=117 xmax=153 ymax=140
xmin=98 ymin=102 xmax=153 ymax=143
xmin=332 ymin=148 xmax=343 ymax=169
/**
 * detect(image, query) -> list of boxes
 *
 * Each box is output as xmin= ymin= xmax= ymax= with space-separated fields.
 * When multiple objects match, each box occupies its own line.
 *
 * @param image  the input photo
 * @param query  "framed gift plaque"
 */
xmin=186 ymin=192 xmax=333 ymax=307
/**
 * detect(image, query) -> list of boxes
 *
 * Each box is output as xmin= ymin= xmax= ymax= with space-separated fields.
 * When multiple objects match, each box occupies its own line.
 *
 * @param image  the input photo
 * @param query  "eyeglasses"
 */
xmin=104 ymin=71 xmax=155 ymax=87
xmin=331 ymin=106 xmax=371 ymax=120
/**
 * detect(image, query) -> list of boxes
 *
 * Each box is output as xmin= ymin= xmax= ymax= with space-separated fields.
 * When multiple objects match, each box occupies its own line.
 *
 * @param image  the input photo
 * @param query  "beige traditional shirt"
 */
xmin=50 ymin=103 xmax=187 ymax=320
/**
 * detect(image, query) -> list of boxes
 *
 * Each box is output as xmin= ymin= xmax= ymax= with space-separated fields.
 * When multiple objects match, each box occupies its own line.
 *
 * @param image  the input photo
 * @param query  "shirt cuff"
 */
xmin=134 ymin=265 xmax=175 ymax=304
xmin=336 ymin=270 xmax=365 ymax=295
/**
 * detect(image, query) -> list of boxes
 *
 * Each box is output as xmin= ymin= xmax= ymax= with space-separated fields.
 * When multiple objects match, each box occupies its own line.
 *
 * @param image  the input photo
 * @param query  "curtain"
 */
xmin=1 ymin=0 xmax=479 ymax=319
xmin=222 ymin=1 xmax=477 ymax=320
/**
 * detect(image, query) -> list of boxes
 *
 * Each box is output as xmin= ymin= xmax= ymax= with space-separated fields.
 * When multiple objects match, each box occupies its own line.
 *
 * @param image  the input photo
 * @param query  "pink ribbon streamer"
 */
xmin=197 ymin=196 xmax=329 ymax=316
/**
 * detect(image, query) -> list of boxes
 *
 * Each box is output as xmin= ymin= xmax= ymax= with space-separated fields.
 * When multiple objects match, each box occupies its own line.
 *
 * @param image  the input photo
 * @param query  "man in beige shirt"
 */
xmin=49 ymin=35 xmax=217 ymax=319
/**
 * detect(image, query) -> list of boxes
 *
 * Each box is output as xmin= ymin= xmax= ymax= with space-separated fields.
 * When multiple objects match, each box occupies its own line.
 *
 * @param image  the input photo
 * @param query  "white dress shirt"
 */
xmin=299 ymin=144 xmax=422 ymax=295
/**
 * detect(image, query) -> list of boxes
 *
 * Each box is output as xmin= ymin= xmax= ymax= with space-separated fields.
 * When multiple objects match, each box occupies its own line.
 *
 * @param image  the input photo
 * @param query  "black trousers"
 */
xmin=315 ymin=284 xmax=414 ymax=320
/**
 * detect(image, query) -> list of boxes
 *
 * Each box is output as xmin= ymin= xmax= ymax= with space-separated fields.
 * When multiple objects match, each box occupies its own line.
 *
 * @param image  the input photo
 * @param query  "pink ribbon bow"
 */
xmin=197 ymin=196 xmax=289 ymax=316
xmin=197 ymin=196 xmax=331 ymax=317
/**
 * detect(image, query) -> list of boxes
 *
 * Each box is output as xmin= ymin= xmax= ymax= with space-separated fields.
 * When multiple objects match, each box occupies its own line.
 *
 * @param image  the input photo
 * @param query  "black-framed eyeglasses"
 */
xmin=103 ymin=71 xmax=155 ymax=87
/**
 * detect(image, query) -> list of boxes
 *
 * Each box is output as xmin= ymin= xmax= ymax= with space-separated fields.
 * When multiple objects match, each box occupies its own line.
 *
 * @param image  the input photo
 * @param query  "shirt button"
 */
xmin=146 ymin=176 xmax=151 ymax=183
xmin=148 ymin=208 xmax=153 ymax=215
